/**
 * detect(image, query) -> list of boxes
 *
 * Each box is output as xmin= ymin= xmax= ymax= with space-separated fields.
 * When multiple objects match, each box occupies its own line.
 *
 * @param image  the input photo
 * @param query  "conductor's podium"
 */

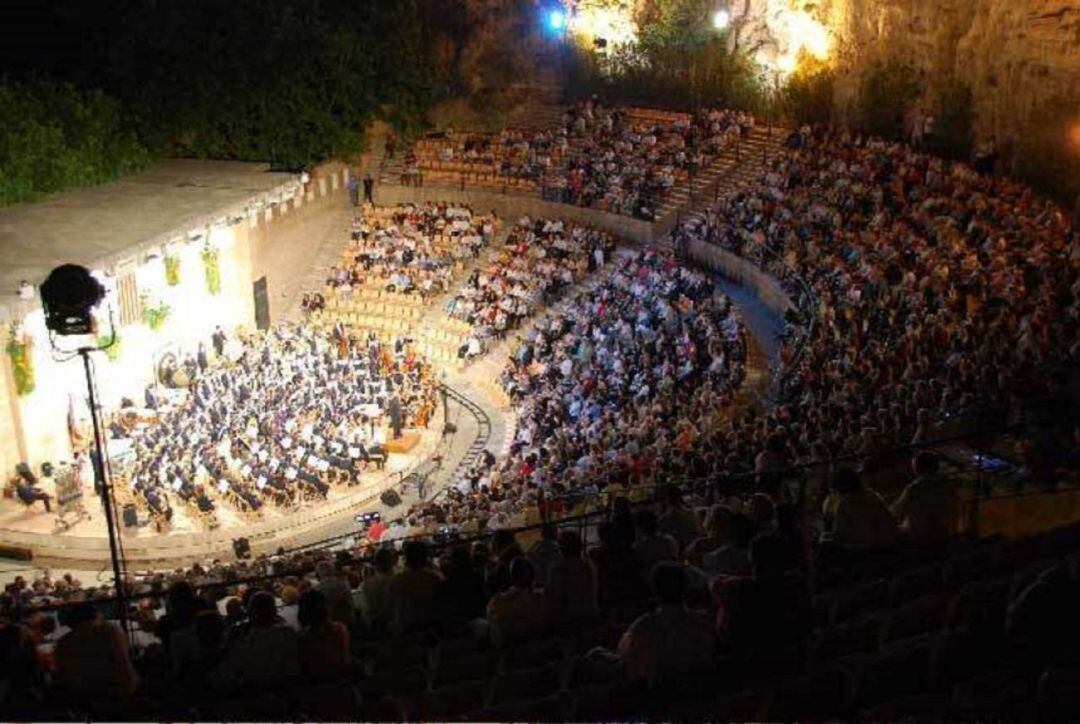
xmin=384 ymin=431 xmax=422 ymax=454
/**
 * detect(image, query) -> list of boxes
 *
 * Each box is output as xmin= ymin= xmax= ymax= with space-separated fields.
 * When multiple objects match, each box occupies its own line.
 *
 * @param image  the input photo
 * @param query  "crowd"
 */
xmin=445 ymin=216 xmax=617 ymax=344
xmin=3 ymin=119 xmax=1080 ymax=718
xmin=325 ymin=203 xmax=496 ymax=299
xmin=544 ymin=102 xmax=754 ymax=219
xmin=404 ymin=248 xmax=748 ymax=536
xmin=672 ymin=124 xmax=1079 ymax=503
xmin=4 ymin=475 xmax=1080 ymax=719
xmin=113 ymin=324 xmax=437 ymax=525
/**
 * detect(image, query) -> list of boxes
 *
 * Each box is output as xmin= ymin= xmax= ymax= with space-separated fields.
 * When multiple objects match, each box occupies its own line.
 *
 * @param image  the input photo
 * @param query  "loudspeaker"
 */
xmin=233 ymin=537 xmax=251 ymax=559
xmin=122 ymin=503 xmax=138 ymax=528
xmin=380 ymin=489 xmax=402 ymax=507
xmin=0 ymin=544 xmax=32 ymax=561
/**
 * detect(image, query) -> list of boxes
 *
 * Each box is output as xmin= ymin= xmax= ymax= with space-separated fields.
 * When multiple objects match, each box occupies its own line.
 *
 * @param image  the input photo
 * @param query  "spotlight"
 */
xmin=40 ymin=265 xmax=105 ymax=336
xmin=712 ymin=9 xmax=730 ymax=30
xmin=548 ymin=9 xmax=566 ymax=31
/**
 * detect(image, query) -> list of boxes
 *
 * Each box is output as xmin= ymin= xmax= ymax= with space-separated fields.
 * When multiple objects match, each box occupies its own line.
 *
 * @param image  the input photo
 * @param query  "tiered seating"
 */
xmin=318 ymin=286 xmax=427 ymax=336
xmin=143 ymin=524 xmax=1079 ymax=722
xmin=410 ymin=129 xmax=566 ymax=189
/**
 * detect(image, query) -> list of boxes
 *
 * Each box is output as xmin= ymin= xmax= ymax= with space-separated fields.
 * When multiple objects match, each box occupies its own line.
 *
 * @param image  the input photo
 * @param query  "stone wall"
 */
xmin=247 ymin=163 xmax=350 ymax=324
xmin=683 ymin=238 xmax=795 ymax=317
xmin=821 ymin=0 xmax=1080 ymax=159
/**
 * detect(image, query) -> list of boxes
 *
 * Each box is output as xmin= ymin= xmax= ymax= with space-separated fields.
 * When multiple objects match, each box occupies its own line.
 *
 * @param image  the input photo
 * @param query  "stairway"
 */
xmin=653 ymin=126 xmax=785 ymax=235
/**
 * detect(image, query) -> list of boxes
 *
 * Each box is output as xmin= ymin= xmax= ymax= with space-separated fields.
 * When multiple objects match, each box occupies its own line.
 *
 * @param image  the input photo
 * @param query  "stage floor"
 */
xmin=0 ymin=424 xmax=442 ymax=569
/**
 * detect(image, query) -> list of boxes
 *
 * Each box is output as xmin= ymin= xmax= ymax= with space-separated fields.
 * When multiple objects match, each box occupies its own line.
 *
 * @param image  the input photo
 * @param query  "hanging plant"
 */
xmin=164 ymin=253 xmax=181 ymax=286
xmin=141 ymin=296 xmax=171 ymax=331
xmin=6 ymin=328 xmax=34 ymax=396
xmin=202 ymin=245 xmax=221 ymax=295
xmin=97 ymin=333 xmax=122 ymax=362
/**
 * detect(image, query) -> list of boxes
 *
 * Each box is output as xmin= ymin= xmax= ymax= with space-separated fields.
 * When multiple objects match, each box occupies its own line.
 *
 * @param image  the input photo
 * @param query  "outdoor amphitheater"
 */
xmin=0 ymin=1 xmax=1078 ymax=721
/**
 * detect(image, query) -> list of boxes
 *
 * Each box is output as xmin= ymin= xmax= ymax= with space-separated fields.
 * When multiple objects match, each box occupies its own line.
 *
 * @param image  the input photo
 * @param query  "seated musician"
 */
xmin=16 ymin=476 xmax=52 ymax=513
xmin=144 ymin=487 xmax=173 ymax=522
xmin=194 ymin=484 xmax=215 ymax=513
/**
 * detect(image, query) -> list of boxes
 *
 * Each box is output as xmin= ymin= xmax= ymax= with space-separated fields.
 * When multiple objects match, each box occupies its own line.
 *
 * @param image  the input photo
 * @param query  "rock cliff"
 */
xmin=822 ymin=0 xmax=1080 ymax=149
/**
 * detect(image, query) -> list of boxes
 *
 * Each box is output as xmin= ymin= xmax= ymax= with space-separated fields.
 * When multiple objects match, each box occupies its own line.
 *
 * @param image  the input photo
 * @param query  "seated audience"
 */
xmin=617 ymin=563 xmax=715 ymax=685
xmin=486 ymin=558 xmax=548 ymax=647
xmin=297 ymin=589 xmax=350 ymax=679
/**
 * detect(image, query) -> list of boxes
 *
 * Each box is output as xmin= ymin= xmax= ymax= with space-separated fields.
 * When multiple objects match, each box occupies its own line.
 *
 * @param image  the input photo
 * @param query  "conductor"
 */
xmin=388 ymin=395 xmax=403 ymax=440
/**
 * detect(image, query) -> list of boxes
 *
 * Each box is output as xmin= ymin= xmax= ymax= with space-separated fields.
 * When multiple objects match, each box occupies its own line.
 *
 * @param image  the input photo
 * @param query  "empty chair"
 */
xmin=369 ymin=641 xmax=432 ymax=674
xmin=951 ymin=668 xmax=1035 ymax=720
xmin=431 ymin=650 xmax=492 ymax=688
xmin=932 ymin=629 xmax=1009 ymax=690
xmin=948 ymin=577 xmax=1009 ymax=635
xmin=290 ymin=681 xmax=361 ymax=721
xmin=360 ymin=665 xmax=428 ymax=698
xmin=669 ymin=690 xmax=768 ymax=721
xmin=497 ymin=637 xmax=570 ymax=673
xmin=944 ymin=544 xmax=1001 ymax=589
xmin=854 ymin=639 xmax=931 ymax=710
xmin=413 ymin=681 xmax=486 ymax=720
xmin=467 ymin=693 xmax=570 ymax=722
xmin=770 ymin=664 xmax=855 ymax=719
xmin=833 ymin=579 xmax=889 ymax=624
xmin=568 ymin=683 xmax=644 ymax=722
xmin=856 ymin=692 xmax=950 ymax=721
xmin=1037 ymin=668 xmax=1080 ymax=722
xmin=810 ymin=614 xmax=882 ymax=666
xmin=887 ymin=562 xmax=944 ymax=607
xmin=881 ymin=594 xmax=948 ymax=646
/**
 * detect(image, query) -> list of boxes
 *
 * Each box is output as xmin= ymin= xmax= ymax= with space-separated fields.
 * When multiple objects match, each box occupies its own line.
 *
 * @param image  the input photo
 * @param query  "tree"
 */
xmin=858 ymin=60 xmax=920 ymax=139
xmin=782 ymin=59 xmax=835 ymax=126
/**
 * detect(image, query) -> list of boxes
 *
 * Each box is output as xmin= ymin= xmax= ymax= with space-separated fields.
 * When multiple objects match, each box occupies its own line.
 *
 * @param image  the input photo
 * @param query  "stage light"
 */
xmin=777 ymin=54 xmax=798 ymax=74
xmin=712 ymin=9 xmax=730 ymax=30
xmin=40 ymin=264 xmax=106 ymax=336
xmin=548 ymin=9 xmax=566 ymax=31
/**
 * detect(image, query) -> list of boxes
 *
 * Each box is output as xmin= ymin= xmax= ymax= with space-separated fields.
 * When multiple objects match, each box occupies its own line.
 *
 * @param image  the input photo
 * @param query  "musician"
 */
xmin=16 ymin=476 xmax=52 ymax=513
xmin=144 ymin=487 xmax=172 ymax=521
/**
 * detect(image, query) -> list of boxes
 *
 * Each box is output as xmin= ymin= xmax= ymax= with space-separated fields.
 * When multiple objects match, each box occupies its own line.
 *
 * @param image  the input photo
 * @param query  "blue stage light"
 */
xmin=548 ymin=9 xmax=566 ymax=31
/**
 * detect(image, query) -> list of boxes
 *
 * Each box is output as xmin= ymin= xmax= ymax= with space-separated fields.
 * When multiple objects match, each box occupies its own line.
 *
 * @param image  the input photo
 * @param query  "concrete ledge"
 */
xmin=377 ymin=184 xmax=654 ymax=246
xmin=684 ymin=238 xmax=794 ymax=317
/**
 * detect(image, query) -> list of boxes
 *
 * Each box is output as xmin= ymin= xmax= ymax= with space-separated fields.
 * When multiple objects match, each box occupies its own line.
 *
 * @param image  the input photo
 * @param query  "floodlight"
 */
xmin=549 ymin=9 xmax=566 ymax=31
xmin=712 ymin=9 xmax=730 ymax=30
xmin=40 ymin=264 xmax=106 ymax=336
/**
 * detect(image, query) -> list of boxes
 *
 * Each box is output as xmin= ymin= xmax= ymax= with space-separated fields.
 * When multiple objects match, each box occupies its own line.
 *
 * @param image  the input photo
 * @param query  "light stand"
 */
xmin=40 ymin=264 xmax=127 ymax=631
xmin=79 ymin=346 xmax=128 ymax=630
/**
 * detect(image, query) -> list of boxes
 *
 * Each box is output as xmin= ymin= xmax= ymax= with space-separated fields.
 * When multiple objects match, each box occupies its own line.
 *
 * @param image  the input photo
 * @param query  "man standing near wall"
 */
xmin=347 ymin=174 xmax=360 ymax=206
xmin=363 ymin=173 xmax=375 ymax=205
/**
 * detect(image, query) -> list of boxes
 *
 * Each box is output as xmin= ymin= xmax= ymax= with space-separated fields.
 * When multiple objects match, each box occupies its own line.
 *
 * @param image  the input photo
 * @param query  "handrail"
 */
xmin=277 ymin=380 xmax=491 ymax=556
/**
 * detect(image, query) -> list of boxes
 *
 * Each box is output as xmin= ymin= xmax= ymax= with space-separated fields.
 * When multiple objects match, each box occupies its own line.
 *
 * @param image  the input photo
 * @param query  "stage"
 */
xmin=0 ymin=423 xmax=443 ymax=570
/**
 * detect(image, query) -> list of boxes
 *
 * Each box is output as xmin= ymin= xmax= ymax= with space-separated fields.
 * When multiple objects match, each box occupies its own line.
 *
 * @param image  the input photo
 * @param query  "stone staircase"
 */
xmin=653 ymin=126 xmax=785 ymax=236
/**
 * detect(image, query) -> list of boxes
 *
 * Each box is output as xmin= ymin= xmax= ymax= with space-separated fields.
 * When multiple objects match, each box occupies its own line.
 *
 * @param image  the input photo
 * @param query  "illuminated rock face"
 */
xmin=821 ymin=0 xmax=1080 ymax=146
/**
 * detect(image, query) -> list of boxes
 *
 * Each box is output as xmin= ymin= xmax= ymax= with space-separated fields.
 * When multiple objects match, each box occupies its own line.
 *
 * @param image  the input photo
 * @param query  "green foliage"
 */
xmin=6 ymin=331 xmax=34 ymax=396
xmin=202 ymin=247 xmax=221 ymax=296
xmin=859 ymin=60 xmax=921 ymax=139
xmin=0 ymin=80 xmax=152 ymax=206
xmin=0 ymin=0 xmax=446 ymax=193
xmin=565 ymin=0 xmax=762 ymax=111
xmin=782 ymin=61 xmax=836 ymax=126
xmin=164 ymin=253 xmax=181 ymax=286
xmin=141 ymin=297 xmax=171 ymax=331
xmin=97 ymin=334 xmax=121 ymax=362
xmin=929 ymin=78 xmax=973 ymax=160
xmin=98 ymin=0 xmax=439 ymax=170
